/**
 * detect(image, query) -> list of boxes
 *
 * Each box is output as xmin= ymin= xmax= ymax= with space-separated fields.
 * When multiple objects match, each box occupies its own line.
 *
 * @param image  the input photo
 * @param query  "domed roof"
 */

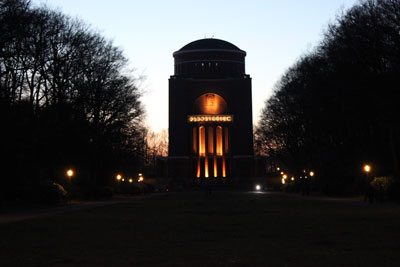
xmin=177 ymin=38 xmax=242 ymax=52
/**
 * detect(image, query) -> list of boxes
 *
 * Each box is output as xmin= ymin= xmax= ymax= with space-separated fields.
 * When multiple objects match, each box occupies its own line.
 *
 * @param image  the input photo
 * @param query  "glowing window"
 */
xmin=199 ymin=126 xmax=205 ymax=156
xmin=207 ymin=126 xmax=214 ymax=154
xmin=193 ymin=127 xmax=197 ymax=153
xmin=205 ymin=157 xmax=209 ymax=178
xmin=216 ymin=126 xmax=223 ymax=156
xmin=222 ymin=156 xmax=226 ymax=177
xmin=196 ymin=158 xmax=201 ymax=178
xmin=214 ymin=156 xmax=217 ymax=177
xmin=224 ymin=127 xmax=229 ymax=153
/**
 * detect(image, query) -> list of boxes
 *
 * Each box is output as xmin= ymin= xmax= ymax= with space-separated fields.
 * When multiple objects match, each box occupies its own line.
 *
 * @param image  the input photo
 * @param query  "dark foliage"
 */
xmin=255 ymin=0 xmax=400 ymax=195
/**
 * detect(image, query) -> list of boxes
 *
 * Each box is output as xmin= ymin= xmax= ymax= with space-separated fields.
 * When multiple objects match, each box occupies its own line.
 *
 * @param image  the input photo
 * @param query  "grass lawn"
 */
xmin=1 ymin=191 xmax=400 ymax=266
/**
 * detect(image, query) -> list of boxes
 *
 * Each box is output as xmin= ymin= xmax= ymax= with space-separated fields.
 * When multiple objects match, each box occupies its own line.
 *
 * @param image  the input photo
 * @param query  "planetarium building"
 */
xmin=168 ymin=38 xmax=254 ymax=183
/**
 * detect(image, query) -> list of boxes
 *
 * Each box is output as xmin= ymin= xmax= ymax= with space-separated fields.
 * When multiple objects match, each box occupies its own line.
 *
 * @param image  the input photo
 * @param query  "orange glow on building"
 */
xmin=193 ymin=93 xmax=228 ymax=115
xmin=196 ymin=157 xmax=201 ymax=178
xmin=208 ymin=126 xmax=214 ymax=154
xmin=205 ymin=157 xmax=209 ymax=178
xmin=216 ymin=126 xmax=223 ymax=156
xmin=199 ymin=126 xmax=205 ymax=156
xmin=214 ymin=156 xmax=217 ymax=177
xmin=222 ymin=156 xmax=226 ymax=177
xmin=224 ymin=127 xmax=229 ymax=153
xmin=193 ymin=127 xmax=197 ymax=153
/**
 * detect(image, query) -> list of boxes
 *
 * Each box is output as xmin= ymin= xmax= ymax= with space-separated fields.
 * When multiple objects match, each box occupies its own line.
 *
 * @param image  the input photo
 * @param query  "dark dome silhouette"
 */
xmin=177 ymin=38 xmax=242 ymax=52
xmin=173 ymin=38 xmax=246 ymax=78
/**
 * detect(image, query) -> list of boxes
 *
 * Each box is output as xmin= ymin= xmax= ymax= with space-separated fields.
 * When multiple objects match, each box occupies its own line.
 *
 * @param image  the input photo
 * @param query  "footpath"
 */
xmin=0 ymin=194 xmax=159 ymax=224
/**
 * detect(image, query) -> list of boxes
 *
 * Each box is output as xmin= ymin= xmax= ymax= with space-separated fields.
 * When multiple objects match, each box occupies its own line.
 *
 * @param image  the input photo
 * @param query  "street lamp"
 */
xmin=138 ymin=173 xmax=144 ymax=182
xmin=309 ymin=171 xmax=315 ymax=177
xmin=116 ymin=174 xmax=122 ymax=181
xmin=66 ymin=169 xmax=74 ymax=184
xmin=66 ymin=169 xmax=74 ymax=202
xmin=363 ymin=164 xmax=371 ymax=173
xmin=363 ymin=164 xmax=371 ymax=181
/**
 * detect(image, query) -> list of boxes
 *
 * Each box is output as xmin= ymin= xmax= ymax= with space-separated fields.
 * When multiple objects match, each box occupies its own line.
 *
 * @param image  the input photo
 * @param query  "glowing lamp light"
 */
xmin=129 ymin=178 xmax=133 ymax=183
xmin=309 ymin=171 xmax=314 ymax=177
xmin=280 ymin=172 xmax=284 ymax=175
xmin=291 ymin=177 xmax=295 ymax=181
xmin=122 ymin=178 xmax=125 ymax=182
xmin=363 ymin=164 xmax=371 ymax=173
xmin=116 ymin=174 xmax=122 ymax=181
xmin=283 ymin=175 xmax=287 ymax=179
xmin=255 ymin=185 xmax=261 ymax=191
xmin=282 ymin=178 xmax=285 ymax=184
xmin=66 ymin=169 xmax=74 ymax=178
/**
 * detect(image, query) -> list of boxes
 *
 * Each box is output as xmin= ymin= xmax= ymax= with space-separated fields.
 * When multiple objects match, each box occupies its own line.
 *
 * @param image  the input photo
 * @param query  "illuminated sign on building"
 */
xmin=188 ymin=115 xmax=233 ymax=123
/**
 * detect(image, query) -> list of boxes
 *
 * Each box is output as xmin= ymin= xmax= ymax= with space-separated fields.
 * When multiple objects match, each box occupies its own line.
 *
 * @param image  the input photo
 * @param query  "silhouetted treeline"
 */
xmin=0 ymin=0 xmax=146 ymax=200
xmin=255 ymin=0 xmax=400 ymax=195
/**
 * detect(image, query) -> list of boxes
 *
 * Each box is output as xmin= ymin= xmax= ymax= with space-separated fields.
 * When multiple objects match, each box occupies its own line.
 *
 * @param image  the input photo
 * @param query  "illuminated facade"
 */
xmin=168 ymin=38 xmax=254 ymax=182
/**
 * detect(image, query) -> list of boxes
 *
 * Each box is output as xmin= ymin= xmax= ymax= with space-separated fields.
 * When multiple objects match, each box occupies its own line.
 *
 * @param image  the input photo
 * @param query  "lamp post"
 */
xmin=138 ymin=173 xmax=145 ymax=195
xmin=138 ymin=173 xmax=144 ymax=183
xmin=66 ymin=169 xmax=74 ymax=202
xmin=115 ymin=174 xmax=122 ymax=194
xmin=363 ymin=164 xmax=373 ymax=203
xmin=66 ymin=169 xmax=74 ymax=185
xmin=363 ymin=164 xmax=371 ymax=181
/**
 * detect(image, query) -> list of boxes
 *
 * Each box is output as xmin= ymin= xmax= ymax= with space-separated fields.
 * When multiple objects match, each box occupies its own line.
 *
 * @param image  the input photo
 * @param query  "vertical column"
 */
xmin=216 ymin=126 xmax=223 ymax=156
xmin=204 ymin=124 xmax=209 ymax=178
xmin=222 ymin=124 xmax=226 ymax=178
xmin=224 ymin=127 xmax=229 ymax=154
xmin=196 ymin=157 xmax=201 ymax=178
xmin=213 ymin=126 xmax=217 ymax=177
xmin=199 ymin=126 xmax=205 ymax=156
xmin=192 ymin=127 xmax=197 ymax=154
xmin=222 ymin=155 xmax=226 ymax=178
xmin=196 ymin=126 xmax=201 ymax=178
xmin=222 ymin=125 xmax=225 ymax=155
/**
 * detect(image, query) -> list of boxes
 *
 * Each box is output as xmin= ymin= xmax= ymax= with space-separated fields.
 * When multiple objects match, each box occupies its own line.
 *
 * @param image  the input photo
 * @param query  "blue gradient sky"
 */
xmin=33 ymin=0 xmax=358 ymax=133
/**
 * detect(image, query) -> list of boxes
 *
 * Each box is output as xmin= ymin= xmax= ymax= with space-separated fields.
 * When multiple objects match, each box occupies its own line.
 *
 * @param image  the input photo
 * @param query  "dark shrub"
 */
xmin=23 ymin=181 xmax=68 ymax=205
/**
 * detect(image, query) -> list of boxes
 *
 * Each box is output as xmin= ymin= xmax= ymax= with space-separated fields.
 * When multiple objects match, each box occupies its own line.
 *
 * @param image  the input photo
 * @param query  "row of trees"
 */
xmin=0 ymin=0 xmax=166 ymax=201
xmin=255 ymin=0 xmax=400 ymax=195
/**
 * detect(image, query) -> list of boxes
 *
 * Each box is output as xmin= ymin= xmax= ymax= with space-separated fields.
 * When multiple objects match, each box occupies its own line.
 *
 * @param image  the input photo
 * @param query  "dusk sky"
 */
xmin=33 ymin=0 xmax=358 ymax=133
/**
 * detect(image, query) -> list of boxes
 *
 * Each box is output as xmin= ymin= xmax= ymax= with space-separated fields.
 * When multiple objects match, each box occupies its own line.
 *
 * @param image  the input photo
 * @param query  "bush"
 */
xmin=371 ymin=177 xmax=393 ymax=191
xmin=23 ymin=181 xmax=68 ymax=205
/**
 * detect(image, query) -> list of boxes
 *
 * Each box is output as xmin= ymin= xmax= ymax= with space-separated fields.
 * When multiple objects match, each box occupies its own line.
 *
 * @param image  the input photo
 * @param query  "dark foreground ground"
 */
xmin=1 ymin=191 xmax=400 ymax=266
